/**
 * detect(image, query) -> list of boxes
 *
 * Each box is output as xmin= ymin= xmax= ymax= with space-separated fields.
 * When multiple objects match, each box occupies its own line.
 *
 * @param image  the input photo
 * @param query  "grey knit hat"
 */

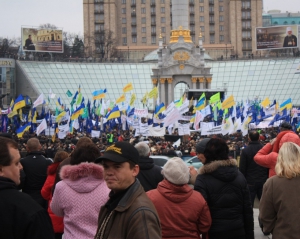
xmin=196 ymin=138 xmax=211 ymax=154
xmin=162 ymin=157 xmax=190 ymax=185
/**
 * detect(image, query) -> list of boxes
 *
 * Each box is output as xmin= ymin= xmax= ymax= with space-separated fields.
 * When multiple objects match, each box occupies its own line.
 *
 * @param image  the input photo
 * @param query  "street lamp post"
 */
xmin=127 ymin=46 xmax=129 ymax=62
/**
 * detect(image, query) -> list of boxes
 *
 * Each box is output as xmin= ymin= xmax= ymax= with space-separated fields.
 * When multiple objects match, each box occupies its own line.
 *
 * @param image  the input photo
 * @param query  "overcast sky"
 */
xmin=0 ymin=0 xmax=298 ymax=38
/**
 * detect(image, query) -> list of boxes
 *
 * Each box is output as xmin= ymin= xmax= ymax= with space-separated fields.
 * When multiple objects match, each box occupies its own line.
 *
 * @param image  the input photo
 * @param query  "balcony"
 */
xmin=190 ymin=30 xmax=195 ymax=35
xmin=189 ymin=1 xmax=194 ymax=6
xmin=209 ymin=0 xmax=214 ymax=5
xmin=131 ymin=12 xmax=136 ymax=17
xmin=151 ymin=32 xmax=157 ymax=36
xmin=241 ymin=7 xmax=251 ymax=11
xmin=132 ymin=32 xmax=137 ymax=36
xmin=242 ymin=27 xmax=252 ymax=30
xmin=95 ymin=20 xmax=104 ymax=24
xmin=131 ymin=22 xmax=137 ymax=26
xmin=242 ymin=16 xmax=251 ymax=20
xmin=94 ymin=10 xmax=104 ymax=14
xmin=209 ymin=21 xmax=215 ymax=25
xmin=242 ymin=47 xmax=252 ymax=51
xmin=151 ymin=12 xmax=156 ymax=16
xmin=131 ymin=3 xmax=136 ymax=7
xmin=190 ymin=21 xmax=195 ymax=25
xmin=210 ymin=41 xmax=215 ymax=44
xmin=242 ymin=37 xmax=252 ymax=40
xmin=190 ymin=11 xmax=195 ymax=15
xmin=209 ymin=30 xmax=215 ymax=34
xmin=151 ymin=22 xmax=156 ymax=26
xmin=150 ymin=2 xmax=156 ymax=6
xmin=209 ymin=10 xmax=214 ymax=15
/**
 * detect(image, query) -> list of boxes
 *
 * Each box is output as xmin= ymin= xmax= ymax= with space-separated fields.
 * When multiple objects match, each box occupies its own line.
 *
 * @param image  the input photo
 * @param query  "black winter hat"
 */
xmin=196 ymin=138 xmax=211 ymax=154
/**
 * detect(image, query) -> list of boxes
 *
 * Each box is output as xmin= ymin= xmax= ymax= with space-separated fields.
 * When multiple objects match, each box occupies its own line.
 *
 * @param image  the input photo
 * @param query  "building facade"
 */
xmin=263 ymin=10 xmax=300 ymax=27
xmin=83 ymin=0 xmax=263 ymax=60
xmin=0 ymin=59 xmax=15 ymax=108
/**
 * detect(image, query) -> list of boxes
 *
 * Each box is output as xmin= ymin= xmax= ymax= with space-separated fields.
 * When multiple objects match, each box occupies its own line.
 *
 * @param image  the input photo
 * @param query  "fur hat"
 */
xmin=162 ymin=157 xmax=190 ymax=185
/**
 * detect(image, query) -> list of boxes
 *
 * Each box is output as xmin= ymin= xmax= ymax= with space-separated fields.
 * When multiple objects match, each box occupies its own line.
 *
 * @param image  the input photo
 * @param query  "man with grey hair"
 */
xmin=135 ymin=142 xmax=164 ymax=191
xmin=283 ymin=26 xmax=297 ymax=47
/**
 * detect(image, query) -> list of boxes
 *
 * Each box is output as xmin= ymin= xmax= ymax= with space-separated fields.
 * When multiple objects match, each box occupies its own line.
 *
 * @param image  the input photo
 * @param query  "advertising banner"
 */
xmin=256 ymin=25 xmax=299 ymax=50
xmin=22 ymin=27 xmax=63 ymax=53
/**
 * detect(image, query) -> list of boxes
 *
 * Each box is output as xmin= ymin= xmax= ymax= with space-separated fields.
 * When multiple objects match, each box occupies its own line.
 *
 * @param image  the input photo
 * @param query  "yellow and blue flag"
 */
xmin=194 ymin=93 xmax=206 ymax=111
xmin=210 ymin=92 xmax=220 ymax=104
xmin=116 ymin=94 xmax=126 ymax=104
xmin=92 ymin=89 xmax=106 ymax=100
xmin=71 ymin=104 xmax=85 ymax=120
xmin=154 ymin=103 xmax=165 ymax=117
xmin=13 ymin=95 xmax=26 ymax=111
xmin=16 ymin=123 xmax=31 ymax=138
xmin=280 ymin=98 xmax=292 ymax=111
xmin=56 ymin=111 xmax=66 ymax=122
xmin=106 ymin=105 xmax=120 ymax=120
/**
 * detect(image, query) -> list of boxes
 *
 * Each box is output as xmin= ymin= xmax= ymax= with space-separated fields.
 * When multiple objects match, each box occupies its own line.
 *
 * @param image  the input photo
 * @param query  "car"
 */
xmin=184 ymin=156 xmax=203 ymax=170
xmin=151 ymin=155 xmax=203 ymax=170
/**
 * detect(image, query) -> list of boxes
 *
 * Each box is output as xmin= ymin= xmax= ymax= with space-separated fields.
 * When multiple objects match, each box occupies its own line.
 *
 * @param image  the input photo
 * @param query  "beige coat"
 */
xmin=259 ymin=175 xmax=300 ymax=239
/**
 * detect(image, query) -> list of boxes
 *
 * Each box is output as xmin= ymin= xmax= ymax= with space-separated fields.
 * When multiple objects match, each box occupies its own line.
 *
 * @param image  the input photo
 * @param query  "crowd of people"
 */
xmin=1 ymin=122 xmax=300 ymax=239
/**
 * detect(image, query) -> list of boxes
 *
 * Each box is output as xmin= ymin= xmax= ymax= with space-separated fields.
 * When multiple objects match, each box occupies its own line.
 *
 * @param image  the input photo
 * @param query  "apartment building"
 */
xmin=83 ymin=0 xmax=262 ymax=59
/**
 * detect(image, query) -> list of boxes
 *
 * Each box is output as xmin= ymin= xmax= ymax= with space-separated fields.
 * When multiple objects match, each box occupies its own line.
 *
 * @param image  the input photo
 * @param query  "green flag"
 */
xmin=81 ymin=107 xmax=88 ymax=119
xmin=66 ymin=90 xmax=73 ymax=97
xmin=210 ymin=92 xmax=220 ymax=104
xmin=76 ymin=92 xmax=82 ymax=105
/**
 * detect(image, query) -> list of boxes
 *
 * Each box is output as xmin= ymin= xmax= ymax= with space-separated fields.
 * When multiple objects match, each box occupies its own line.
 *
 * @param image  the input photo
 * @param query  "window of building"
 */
xmin=122 ymin=18 xmax=126 ymax=24
xmin=291 ymin=21 xmax=295 ymax=24
xmin=142 ymin=27 xmax=146 ymax=33
xmin=161 ymin=0 xmax=165 ymax=3
xmin=142 ymin=37 xmax=146 ymax=43
xmin=200 ymin=26 xmax=204 ymax=32
xmin=123 ymin=37 xmax=127 ymax=44
xmin=151 ymin=36 xmax=156 ymax=44
xmin=274 ymin=21 xmax=278 ymax=25
xmin=199 ymin=0 xmax=204 ymax=2
xmin=141 ymin=0 xmax=146 ymax=3
xmin=220 ymin=35 xmax=224 ymax=41
xmin=209 ymin=6 xmax=214 ymax=12
xmin=242 ymin=31 xmax=251 ymax=38
xmin=190 ymin=6 xmax=194 ymax=13
xmin=131 ymin=0 xmax=136 ymax=4
xmin=161 ymin=7 xmax=165 ymax=13
xmin=210 ymin=35 xmax=215 ymax=43
xmin=202 ymin=36 xmax=205 ymax=42
xmin=190 ymin=25 xmax=195 ymax=31
xmin=161 ymin=17 xmax=166 ymax=23
xmin=200 ymin=6 xmax=204 ymax=12
xmin=131 ymin=18 xmax=136 ymax=24
xmin=220 ymin=25 xmax=224 ymax=31
xmin=209 ymin=16 xmax=214 ymax=22
xmin=132 ymin=27 xmax=137 ymax=33
xmin=142 ymin=17 xmax=146 ymax=24
xmin=242 ymin=1 xmax=251 ymax=8
xmin=219 ymin=0 xmax=223 ymax=1
xmin=219 ymin=6 xmax=223 ymax=11
xmin=242 ymin=21 xmax=251 ymax=28
xmin=219 ymin=15 xmax=224 ymax=22
xmin=132 ymin=36 xmax=137 ymax=43
xmin=192 ymin=35 xmax=195 ymax=42
xmin=122 ymin=0 xmax=126 ymax=3
xmin=200 ymin=16 xmax=204 ymax=22
xmin=141 ymin=8 xmax=146 ymax=13
xmin=283 ymin=21 xmax=288 ymax=24
xmin=151 ymin=26 xmax=156 ymax=33
xmin=151 ymin=7 xmax=155 ymax=13
xmin=122 ymin=8 xmax=126 ymax=14
xmin=151 ymin=16 xmax=156 ymax=22
xmin=122 ymin=27 xmax=127 ymax=34
xmin=161 ymin=27 xmax=166 ymax=33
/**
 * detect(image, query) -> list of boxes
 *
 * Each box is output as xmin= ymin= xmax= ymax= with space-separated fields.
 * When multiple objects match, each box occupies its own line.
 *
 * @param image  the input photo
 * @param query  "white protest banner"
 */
xmin=194 ymin=111 xmax=204 ymax=130
xmin=163 ymin=102 xmax=175 ymax=115
xmin=178 ymin=123 xmax=190 ymax=136
xmin=33 ymin=94 xmax=44 ymax=108
xmin=164 ymin=107 xmax=181 ymax=127
xmin=200 ymin=122 xmax=218 ymax=136
xmin=134 ymin=108 xmax=148 ymax=117
xmin=168 ymin=124 xmax=173 ymax=135
xmin=58 ymin=123 xmax=69 ymax=133
xmin=45 ymin=127 xmax=55 ymax=136
xmin=153 ymin=117 xmax=164 ymax=124
xmin=73 ymin=119 xmax=79 ymax=130
xmin=91 ymin=130 xmax=101 ymax=138
xmin=178 ymin=99 xmax=189 ymax=115
xmin=148 ymin=125 xmax=165 ymax=137
xmin=139 ymin=122 xmax=149 ymax=136
xmin=263 ymin=104 xmax=276 ymax=115
xmin=58 ymin=131 xmax=67 ymax=139
xmin=36 ymin=119 xmax=47 ymax=136
xmin=180 ymin=115 xmax=192 ymax=121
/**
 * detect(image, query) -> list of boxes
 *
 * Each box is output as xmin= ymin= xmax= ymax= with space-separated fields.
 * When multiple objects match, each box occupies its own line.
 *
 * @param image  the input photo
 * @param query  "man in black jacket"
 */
xmin=0 ymin=136 xmax=54 ymax=239
xmin=21 ymin=138 xmax=52 ymax=209
xmin=239 ymin=131 xmax=268 ymax=207
xmin=135 ymin=142 xmax=164 ymax=192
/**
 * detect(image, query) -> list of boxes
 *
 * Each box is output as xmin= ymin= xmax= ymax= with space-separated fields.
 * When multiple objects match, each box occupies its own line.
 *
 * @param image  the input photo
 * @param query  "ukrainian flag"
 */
xmin=280 ymin=98 xmax=292 ymax=111
xmin=16 ymin=123 xmax=31 ymax=138
xmin=13 ymin=95 xmax=26 ymax=111
xmin=71 ymin=104 xmax=85 ymax=120
xmin=194 ymin=97 xmax=206 ymax=111
xmin=56 ymin=111 xmax=66 ymax=122
xmin=106 ymin=105 xmax=120 ymax=120
xmin=92 ymin=89 xmax=106 ymax=100
xmin=154 ymin=103 xmax=165 ymax=117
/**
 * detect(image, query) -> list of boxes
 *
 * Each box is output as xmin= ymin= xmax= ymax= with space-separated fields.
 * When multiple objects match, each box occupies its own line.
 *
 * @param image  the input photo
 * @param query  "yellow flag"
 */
xmin=221 ymin=95 xmax=235 ymax=110
xmin=19 ymin=109 xmax=23 ymax=121
xmin=116 ymin=94 xmax=126 ymax=104
xmin=142 ymin=92 xmax=148 ymax=105
xmin=148 ymin=87 xmax=158 ymax=99
xmin=32 ymin=111 xmax=37 ymax=123
xmin=56 ymin=111 xmax=66 ymax=122
xmin=130 ymin=93 xmax=136 ymax=106
xmin=52 ymin=133 xmax=56 ymax=143
xmin=123 ymin=83 xmax=133 ymax=93
xmin=28 ymin=110 xmax=32 ymax=122
xmin=261 ymin=97 xmax=270 ymax=108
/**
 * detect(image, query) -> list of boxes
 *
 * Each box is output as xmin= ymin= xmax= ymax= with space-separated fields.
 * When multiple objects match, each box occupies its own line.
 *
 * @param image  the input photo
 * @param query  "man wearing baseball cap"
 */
xmin=94 ymin=142 xmax=161 ymax=239
xmin=283 ymin=26 xmax=297 ymax=48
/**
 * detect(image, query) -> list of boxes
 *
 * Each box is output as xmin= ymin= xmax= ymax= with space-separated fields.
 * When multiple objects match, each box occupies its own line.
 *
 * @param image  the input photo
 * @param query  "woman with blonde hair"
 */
xmin=259 ymin=142 xmax=300 ymax=239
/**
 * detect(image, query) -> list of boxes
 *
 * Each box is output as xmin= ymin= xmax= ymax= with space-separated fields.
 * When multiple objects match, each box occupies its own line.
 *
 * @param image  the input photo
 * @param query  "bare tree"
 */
xmin=0 ymin=37 xmax=20 ymax=57
xmin=39 ymin=23 xmax=57 ymax=30
xmin=94 ymin=29 xmax=117 ymax=59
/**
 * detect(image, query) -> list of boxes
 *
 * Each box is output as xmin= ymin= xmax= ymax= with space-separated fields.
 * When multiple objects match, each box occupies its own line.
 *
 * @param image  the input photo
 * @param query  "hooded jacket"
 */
xmin=0 ymin=176 xmax=54 ymax=239
xmin=147 ymin=179 xmax=211 ymax=239
xmin=254 ymin=131 xmax=300 ymax=177
xmin=51 ymin=163 xmax=110 ymax=239
xmin=137 ymin=156 xmax=164 ymax=192
xmin=194 ymin=159 xmax=254 ymax=239
xmin=41 ymin=162 xmax=64 ymax=233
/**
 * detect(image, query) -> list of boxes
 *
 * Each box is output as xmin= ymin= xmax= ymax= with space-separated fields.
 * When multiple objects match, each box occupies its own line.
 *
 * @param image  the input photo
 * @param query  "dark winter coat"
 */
xmin=137 ymin=156 xmax=164 ymax=192
xmin=194 ymin=159 xmax=254 ymax=239
xmin=0 ymin=176 xmax=54 ymax=239
xmin=239 ymin=141 xmax=268 ymax=183
xmin=21 ymin=151 xmax=53 ymax=208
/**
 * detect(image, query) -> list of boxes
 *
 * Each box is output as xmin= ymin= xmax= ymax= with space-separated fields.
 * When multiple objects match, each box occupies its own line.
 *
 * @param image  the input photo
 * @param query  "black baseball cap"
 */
xmin=95 ymin=142 xmax=139 ymax=164
xmin=196 ymin=138 xmax=211 ymax=154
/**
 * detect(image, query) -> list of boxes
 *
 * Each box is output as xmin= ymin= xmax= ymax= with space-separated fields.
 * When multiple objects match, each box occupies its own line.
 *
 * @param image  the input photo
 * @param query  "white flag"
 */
xmin=49 ymin=89 xmax=56 ymax=99
xmin=33 ymin=94 xmax=44 ymax=108
xmin=36 ymin=119 xmax=47 ymax=136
